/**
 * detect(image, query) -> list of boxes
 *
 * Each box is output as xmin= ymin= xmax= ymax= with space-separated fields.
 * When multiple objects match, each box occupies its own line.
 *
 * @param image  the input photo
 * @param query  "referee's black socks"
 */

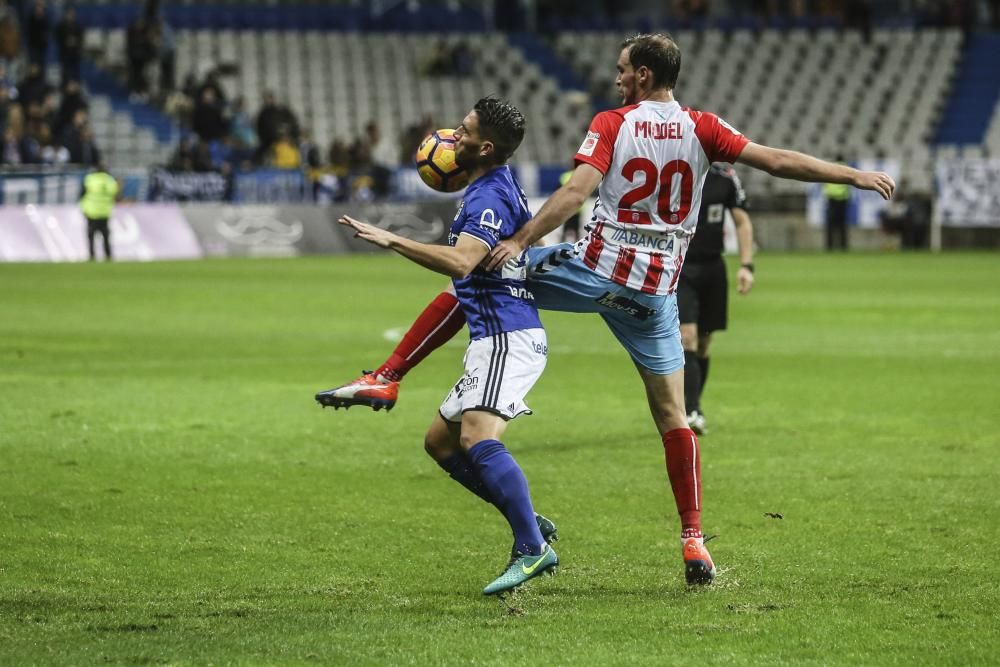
xmin=698 ymin=355 xmax=710 ymax=394
xmin=683 ymin=351 xmax=702 ymax=414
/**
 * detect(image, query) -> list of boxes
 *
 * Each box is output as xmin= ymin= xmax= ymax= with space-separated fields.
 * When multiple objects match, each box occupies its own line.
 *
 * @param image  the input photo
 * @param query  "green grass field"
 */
xmin=2 ymin=252 xmax=999 ymax=666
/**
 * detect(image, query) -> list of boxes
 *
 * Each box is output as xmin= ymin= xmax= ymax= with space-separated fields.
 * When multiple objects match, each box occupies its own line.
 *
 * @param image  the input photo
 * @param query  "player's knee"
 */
xmin=424 ymin=431 xmax=449 ymax=461
xmin=698 ymin=335 xmax=712 ymax=357
xmin=653 ymin=403 xmax=688 ymax=433
xmin=458 ymin=431 xmax=481 ymax=452
xmin=680 ymin=325 xmax=698 ymax=351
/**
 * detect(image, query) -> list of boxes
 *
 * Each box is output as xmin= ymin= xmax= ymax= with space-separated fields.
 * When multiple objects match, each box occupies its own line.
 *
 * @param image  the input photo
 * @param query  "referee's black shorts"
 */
xmin=677 ymin=256 xmax=728 ymax=333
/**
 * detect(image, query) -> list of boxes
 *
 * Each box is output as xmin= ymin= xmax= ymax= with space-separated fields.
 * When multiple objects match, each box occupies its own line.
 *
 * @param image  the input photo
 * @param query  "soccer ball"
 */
xmin=415 ymin=129 xmax=470 ymax=193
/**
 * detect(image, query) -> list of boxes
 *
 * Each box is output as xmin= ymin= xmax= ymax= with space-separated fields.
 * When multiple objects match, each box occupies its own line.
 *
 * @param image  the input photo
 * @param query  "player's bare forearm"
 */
xmin=484 ymin=163 xmax=602 ymax=271
xmin=746 ymin=146 xmax=854 ymax=183
xmin=732 ymin=208 xmax=754 ymax=265
xmin=387 ymin=236 xmax=472 ymax=278
xmin=515 ymin=186 xmax=588 ymax=247
xmin=737 ymin=142 xmax=894 ymax=199
xmin=340 ymin=215 xmax=484 ymax=278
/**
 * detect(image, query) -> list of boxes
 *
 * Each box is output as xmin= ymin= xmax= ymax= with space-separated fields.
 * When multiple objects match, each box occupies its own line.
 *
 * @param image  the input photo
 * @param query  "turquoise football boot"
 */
xmin=502 ymin=513 xmax=559 ymax=572
xmin=483 ymin=544 xmax=558 ymax=596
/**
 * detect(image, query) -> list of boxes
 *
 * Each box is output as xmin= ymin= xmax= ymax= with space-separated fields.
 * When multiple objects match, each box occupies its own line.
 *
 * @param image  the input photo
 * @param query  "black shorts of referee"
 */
xmin=677 ymin=256 xmax=728 ymax=334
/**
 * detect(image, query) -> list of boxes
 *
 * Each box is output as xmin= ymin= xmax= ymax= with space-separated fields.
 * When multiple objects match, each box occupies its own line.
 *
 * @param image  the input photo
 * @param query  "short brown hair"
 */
xmin=621 ymin=33 xmax=681 ymax=90
xmin=473 ymin=96 xmax=525 ymax=165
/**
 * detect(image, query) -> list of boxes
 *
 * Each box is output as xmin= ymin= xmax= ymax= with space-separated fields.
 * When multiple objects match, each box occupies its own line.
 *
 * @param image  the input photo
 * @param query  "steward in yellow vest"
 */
xmin=80 ymin=165 xmax=120 ymax=261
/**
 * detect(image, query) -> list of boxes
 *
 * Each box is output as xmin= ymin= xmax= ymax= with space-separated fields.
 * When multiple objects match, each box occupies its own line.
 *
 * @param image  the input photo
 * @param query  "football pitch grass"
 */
xmin=2 ymin=252 xmax=998 ymax=666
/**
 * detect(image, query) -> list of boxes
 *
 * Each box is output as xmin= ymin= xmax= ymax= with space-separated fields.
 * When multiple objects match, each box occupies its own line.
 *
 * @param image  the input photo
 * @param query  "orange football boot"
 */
xmin=315 ymin=371 xmax=399 ymax=411
xmin=683 ymin=536 xmax=716 ymax=585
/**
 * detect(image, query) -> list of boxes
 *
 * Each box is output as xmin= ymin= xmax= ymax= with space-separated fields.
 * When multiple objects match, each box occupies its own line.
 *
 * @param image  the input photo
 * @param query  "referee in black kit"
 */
xmin=679 ymin=163 xmax=756 ymax=435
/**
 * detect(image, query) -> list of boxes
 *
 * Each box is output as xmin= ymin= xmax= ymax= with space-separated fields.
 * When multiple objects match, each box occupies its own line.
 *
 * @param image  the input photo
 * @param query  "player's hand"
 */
xmin=737 ymin=266 xmax=754 ymax=294
xmin=853 ymin=171 xmax=895 ymax=200
xmin=484 ymin=238 xmax=525 ymax=272
xmin=339 ymin=215 xmax=396 ymax=249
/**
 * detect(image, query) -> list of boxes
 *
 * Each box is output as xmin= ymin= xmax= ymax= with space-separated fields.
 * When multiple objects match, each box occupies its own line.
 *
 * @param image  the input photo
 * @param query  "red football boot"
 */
xmin=315 ymin=371 xmax=399 ymax=412
xmin=683 ymin=536 xmax=716 ymax=585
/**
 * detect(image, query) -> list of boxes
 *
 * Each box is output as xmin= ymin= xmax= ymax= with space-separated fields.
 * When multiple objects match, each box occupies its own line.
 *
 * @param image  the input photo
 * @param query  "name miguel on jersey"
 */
xmin=633 ymin=120 xmax=683 ymax=140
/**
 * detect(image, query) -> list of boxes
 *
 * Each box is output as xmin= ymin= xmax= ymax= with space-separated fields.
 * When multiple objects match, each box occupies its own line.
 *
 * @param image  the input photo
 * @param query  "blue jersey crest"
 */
xmin=449 ymin=166 xmax=542 ymax=340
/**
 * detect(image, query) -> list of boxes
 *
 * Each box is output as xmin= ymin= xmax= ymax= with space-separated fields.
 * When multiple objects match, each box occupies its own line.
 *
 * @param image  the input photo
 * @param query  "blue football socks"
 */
xmin=467 ymin=439 xmax=545 ymax=555
xmin=435 ymin=452 xmax=494 ymax=505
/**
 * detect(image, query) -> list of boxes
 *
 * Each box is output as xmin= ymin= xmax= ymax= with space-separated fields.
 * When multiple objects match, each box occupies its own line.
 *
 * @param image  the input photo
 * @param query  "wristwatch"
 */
xmin=741 ymin=262 xmax=755 ymax=273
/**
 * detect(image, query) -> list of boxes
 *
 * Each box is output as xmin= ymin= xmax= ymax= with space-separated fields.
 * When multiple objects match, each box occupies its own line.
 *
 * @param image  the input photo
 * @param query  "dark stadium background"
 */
xmin=1 ymin=0 xmax=998 ymax=258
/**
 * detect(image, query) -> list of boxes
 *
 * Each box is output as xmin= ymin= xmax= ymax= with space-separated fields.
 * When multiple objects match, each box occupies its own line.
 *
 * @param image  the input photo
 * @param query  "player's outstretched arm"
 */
xmin=737 ymin=143 xmax=895 ymax=200
xmin=731 ymin=207 xmax=755 ymax=295
xmin=484 ymin=163 xmax=603 ymax=271
xmin=340 ymin=216 xmax=488 ymax=278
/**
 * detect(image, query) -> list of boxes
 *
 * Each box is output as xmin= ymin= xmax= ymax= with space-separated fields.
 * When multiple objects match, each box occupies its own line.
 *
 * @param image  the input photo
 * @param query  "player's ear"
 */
xmin=480 ymin=140 xmax=494 ymax=160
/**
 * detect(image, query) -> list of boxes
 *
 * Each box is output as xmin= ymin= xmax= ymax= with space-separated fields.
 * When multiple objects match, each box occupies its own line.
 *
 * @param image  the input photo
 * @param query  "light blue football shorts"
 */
xmin=524 ymin=243 xmax=683 ymax=375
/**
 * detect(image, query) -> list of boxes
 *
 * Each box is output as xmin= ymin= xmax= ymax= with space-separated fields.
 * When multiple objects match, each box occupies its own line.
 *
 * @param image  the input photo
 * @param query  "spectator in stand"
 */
xmin=59 ymin=106 xmax=86 ymax=149
xmin=348 ymin=136 xmax=372 ymax=174
xmin=19 ymin=114 xmax=43 ymax=163
xmin=673 ymin=0 xmax=710 ymax=22
xmin=328 ymin=138 xmax=349 ymax=176
xmin=425 ymin=39 xmax=454 ymax=76
xmin=299 ymin=127 xmax=321 ymax=170
xmin=0 ymin=75 xmax=11 ymax=136
xmin=256 ymin=91 xmax=298 ymax=158
xmin=207 ymin=136 xmax=233 ymax=171
xmin=38 ymin=122 xmax=67 ymax=164
xmin=0 ymin=63 xmax=14 ymax=101
xmin=125 ymin=16 xmax=155 ymax=100
xmin=60 ymin=107 xmax=99 ymax=166
xmin=55 ymin=5 xmax=82 ymax=86
xmin=191 ymin=86 xmax=228 ymax=142
xmin=24 ymin=0 xmax=49 ymax=67
xmin=197 ymin=68 xmax=226 ymax=107
xmin=163 ymin=70 xmax=196 ymax=125
xmin=38 ymin=87 xmax=57 ymax=129
xmin=0 ymin=0 xmax=21 ymax=66
xmin=269 ymin=124 xmax=300 ymax=169
xmin=75 ymin=123 xmax=99 ymax=166
xmin=167 ymin=139 xmax=195 ymax=171
xmin=17 ymin=62 xmax=49 ymax=108
xmin=55 ymin=79 xmax=87 ymax=136
xmin=229 ymin=95 xmax=255 ymax=148
xmin=399 ymin=114 xmax=434 ymax=166
xmin=364 ymin=120 xmax=396 ymax=197
xmin=188 ymin=138 xmax=213 ymax=172
xmin=451 ymin=40 xmax=474 ymax=77
xmin=2 ymin=126 xmax=21 ymax=163
xmin=153 ymin=15 xmax=175 ymax=95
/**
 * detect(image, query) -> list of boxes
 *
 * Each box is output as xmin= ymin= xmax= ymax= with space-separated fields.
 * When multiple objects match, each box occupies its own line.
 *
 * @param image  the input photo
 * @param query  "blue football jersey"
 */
xmin=449 ymin=166 xmax=542 ymax=340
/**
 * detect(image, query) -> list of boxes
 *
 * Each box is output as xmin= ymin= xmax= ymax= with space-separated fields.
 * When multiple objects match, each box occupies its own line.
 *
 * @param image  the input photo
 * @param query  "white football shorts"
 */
xmin=439 ymin=328 xmax=547 ymax=422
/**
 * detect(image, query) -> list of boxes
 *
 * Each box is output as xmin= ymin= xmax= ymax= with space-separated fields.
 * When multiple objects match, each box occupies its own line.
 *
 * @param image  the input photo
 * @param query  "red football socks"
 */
xmin=376 ymin=291 xmax=466 ymax=382
xmin=662 ymin=427 xmax=702 ymax=538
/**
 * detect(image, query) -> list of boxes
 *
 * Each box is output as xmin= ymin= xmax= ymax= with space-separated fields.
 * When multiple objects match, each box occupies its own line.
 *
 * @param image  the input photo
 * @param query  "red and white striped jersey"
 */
xmin=574 ymin=100 xmax=749 ymax=295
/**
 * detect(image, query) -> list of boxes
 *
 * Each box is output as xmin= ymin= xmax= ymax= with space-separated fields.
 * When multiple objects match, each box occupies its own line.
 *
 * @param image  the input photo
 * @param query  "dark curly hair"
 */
xmin=621 ymin=33 xmax=681 ymax=90
xmin=473 ymin=96 xmax=525 ymax=165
